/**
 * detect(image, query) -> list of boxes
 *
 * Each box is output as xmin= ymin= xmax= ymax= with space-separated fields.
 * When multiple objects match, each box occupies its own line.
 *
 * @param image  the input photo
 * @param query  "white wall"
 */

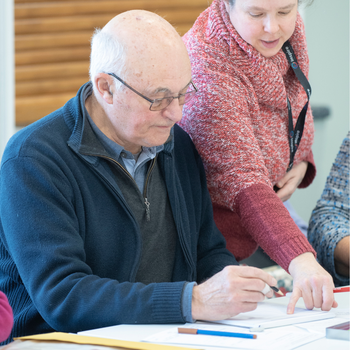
xmin=290 ymin=0 xmax=350 ymax=222
xmin=0 ymin=0 xmax=15 ymax=162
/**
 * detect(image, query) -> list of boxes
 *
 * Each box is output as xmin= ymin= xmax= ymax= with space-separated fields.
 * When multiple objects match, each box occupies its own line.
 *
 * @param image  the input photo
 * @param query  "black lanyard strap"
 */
xmin=282 ymin=40 xmax=312 ymax=171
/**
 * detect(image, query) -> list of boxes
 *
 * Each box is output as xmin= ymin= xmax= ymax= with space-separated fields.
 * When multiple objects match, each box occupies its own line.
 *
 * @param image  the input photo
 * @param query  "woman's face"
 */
xmin=225 ymin=0 xmax=298 ymax=58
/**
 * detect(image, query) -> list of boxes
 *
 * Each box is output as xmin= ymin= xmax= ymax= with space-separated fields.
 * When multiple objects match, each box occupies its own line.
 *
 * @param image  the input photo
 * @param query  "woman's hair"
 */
xmin=89 ymin=28 xmax=127 ymax=92
xmin=227 ymin=0 xmax=314 ymax=7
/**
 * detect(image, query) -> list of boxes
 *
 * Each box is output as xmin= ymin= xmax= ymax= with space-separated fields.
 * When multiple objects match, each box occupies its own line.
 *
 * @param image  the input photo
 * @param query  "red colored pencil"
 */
xmin=333 ymin=287 xmax=350 ymax=293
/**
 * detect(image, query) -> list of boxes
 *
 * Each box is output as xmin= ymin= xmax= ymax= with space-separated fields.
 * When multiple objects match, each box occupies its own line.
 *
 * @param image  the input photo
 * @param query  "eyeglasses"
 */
xmin=107 ymin=72 xmax=198 ymax=111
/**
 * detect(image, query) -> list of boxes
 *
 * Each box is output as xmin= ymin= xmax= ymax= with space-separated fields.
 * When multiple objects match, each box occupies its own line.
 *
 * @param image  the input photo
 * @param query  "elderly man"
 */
xmin=0 ymin=11 xmax=278 ymax=343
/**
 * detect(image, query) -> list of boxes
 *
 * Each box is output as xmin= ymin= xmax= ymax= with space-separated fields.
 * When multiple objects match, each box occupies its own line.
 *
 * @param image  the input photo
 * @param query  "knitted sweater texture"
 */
xmin=308 ymin=132 xmax=350 ymax=287
xmin=180 ymin=0 xmax=316 ymax=269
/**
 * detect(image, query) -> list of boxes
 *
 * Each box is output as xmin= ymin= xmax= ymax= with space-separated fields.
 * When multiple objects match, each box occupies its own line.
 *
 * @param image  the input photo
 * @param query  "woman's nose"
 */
xmin=264 ymin=16 xmax=279 ymax=34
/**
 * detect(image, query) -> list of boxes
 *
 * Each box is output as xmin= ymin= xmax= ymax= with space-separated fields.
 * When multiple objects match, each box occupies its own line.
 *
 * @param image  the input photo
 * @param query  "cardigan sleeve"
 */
xmin=236 ymin=183 xmax=315 ymax=271
xmin=298 ymin=148 xmax=316 ymax=188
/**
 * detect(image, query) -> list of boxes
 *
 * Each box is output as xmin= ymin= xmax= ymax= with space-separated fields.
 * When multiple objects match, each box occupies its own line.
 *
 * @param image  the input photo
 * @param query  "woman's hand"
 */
xmin=275 ymin=161 xmax=308 ymax=202
xmin=287 ymin=252 xmax=338 ymax=314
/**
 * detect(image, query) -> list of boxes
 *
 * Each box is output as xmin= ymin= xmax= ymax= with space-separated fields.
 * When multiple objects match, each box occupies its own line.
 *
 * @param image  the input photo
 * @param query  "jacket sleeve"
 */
xmin=0 ymin=152 xmax=186 ymax=333
xmin=308 ymin=133 xmax=350 ymax=286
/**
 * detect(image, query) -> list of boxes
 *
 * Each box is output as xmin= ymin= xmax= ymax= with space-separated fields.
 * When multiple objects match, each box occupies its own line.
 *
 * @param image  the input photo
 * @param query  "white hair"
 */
xmin=89 ymin=28 xmax=127 ymax=92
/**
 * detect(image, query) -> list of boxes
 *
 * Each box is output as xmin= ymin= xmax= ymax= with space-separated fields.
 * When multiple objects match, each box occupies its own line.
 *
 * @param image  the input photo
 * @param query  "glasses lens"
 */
xmin=182 ymin=91 xmax=196 ymax=105
xmin=150 ymin=97 xmax=174 ymax=111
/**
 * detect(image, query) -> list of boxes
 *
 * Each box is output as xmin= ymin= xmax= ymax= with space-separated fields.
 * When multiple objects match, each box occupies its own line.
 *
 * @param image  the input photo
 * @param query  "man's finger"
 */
xmin=236 ymin=266 xmax=277 ymax=286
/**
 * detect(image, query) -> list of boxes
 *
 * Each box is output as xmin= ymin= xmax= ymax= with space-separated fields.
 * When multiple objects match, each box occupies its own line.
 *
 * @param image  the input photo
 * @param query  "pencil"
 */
xmin=178 ymin=328 xmax=257 ymax=339
xmin=333 ymin=286 xmax=350 ymax=293
xmin=270 ymin=285 xmax=284 ymax=296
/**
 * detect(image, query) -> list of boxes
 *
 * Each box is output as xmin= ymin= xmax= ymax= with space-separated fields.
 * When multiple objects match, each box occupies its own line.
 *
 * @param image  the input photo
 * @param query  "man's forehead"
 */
xmin=127 ymin=55 xmax=192 ymax=95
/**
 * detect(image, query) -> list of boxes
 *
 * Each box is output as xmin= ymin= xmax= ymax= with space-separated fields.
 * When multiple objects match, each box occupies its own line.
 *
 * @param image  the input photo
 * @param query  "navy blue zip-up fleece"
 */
xmin=0 ymin=83 xmax=237 ymax=343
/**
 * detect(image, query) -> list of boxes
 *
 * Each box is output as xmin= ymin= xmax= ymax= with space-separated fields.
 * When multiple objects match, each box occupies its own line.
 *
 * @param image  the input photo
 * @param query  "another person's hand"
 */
xmin=287 ymin=252 xmax=338 ymax=314
xmin=191 ymin=265 xmax=277 ymax=321
xmin=334 ymin=236 xmax=350 ymax=277
xmin=275 ymin=161 xmax=308 ymax=202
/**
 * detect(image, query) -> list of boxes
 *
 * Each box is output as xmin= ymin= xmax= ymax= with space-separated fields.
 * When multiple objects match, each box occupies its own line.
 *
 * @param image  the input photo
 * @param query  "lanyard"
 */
xmin=282 ymin=40 xmax=311 ymax=171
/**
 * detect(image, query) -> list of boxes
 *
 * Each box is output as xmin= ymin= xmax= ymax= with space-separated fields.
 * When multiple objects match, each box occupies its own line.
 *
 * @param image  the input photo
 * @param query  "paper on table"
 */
xmin=294 ymin=317 xmax=350 ymax=334
xmin=213 ymin=302 xmax=335 ymax=329
xmin=15 ymin=332 xmax=200 ymax=350
xmin=143 ymin=324 xmax=324 ymax=350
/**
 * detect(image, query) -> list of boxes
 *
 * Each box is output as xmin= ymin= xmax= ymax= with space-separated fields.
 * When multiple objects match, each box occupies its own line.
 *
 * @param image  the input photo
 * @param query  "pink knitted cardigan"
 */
xmin=0 ymin=291 xmax=13 ymax=342
xmin=180 ymin=0 xmax=316 ymax=271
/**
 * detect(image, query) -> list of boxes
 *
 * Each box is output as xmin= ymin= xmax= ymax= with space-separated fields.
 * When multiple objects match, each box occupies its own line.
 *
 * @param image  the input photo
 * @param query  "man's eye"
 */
xmin=152 ymin=99 xmax=163 ymax=107
xmin=249 ymin=13 xmax=263 ymax=18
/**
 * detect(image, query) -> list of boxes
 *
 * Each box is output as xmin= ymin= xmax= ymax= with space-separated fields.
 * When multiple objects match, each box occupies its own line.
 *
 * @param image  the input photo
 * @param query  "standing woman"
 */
xmin=180 ymin=0 xmax=337 ymax=313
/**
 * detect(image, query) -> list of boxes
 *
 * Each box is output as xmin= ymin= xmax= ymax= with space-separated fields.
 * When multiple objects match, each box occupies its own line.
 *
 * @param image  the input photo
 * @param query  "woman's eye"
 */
xmin=279 ymin=11 xmax=291 ymax=15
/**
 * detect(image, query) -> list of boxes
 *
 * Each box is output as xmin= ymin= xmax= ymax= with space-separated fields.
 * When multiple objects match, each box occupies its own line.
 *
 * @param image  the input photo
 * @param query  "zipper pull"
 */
xmin=144 ymin=197 xmax=150 ymax=221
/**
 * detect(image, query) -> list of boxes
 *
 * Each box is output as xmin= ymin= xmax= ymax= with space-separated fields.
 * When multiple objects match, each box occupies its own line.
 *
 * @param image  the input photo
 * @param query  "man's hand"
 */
xmin=275 ymin=161 xmax=308 ymax=202
xmin=191 ymin=266 xmax=277 ymax=321
xmin=287 ymin=252 xmax=338 ymax=314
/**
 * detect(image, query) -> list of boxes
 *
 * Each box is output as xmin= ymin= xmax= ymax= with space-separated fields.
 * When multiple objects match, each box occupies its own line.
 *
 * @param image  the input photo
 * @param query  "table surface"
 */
xmin=2 ymin=292 xmax=350 ymax=350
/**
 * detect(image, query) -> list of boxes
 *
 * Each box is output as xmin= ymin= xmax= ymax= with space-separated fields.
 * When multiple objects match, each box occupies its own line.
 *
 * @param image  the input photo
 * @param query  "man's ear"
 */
xmin=94 ymin=73 xmax=114 ymax=104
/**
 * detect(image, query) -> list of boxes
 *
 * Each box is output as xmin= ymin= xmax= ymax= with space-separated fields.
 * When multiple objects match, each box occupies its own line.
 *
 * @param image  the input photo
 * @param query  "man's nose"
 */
xmin=162 ymin=98 xmax=183 ymax=123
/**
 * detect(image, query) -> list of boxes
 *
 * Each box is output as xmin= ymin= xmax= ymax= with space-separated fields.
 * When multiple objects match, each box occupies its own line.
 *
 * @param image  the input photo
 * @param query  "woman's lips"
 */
xmin=261 ymin=38 xmax=280 ymax=49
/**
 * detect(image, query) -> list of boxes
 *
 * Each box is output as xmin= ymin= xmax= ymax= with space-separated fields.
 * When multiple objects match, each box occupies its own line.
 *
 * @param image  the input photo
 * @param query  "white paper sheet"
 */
xmin=294 ymin=317 xmax=350 ymax=334
xmin=143 ymin=323 xmax=323 ymax=350
xmin=213 ymin=302 xmax=335 ymax=329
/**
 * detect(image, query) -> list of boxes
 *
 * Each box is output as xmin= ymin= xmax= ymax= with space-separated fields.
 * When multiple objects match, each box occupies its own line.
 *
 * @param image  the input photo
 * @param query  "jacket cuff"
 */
xmin=152 ymin=281 xmax=186 ymax=323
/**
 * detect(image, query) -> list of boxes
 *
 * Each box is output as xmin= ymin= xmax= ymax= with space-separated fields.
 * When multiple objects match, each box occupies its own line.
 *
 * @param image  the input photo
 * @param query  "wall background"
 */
xmin=0 ymin=0 xmax=15 ymax=161
xmin=291 ymin=0 xmax=350 ymax=223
